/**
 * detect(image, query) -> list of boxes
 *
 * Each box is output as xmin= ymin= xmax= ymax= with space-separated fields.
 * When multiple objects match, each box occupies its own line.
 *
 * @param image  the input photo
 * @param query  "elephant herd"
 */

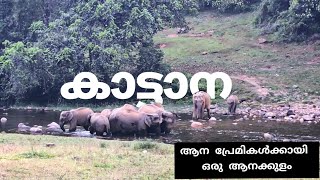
xmin=59 ymin=103 xmax=178 ymax=137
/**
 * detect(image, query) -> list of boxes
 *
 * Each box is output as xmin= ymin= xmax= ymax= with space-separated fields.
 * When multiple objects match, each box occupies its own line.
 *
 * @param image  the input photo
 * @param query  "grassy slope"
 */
xmin=0 ymin=134 xmax=174 ymax=179
xmin=154 ymin=11 xmax=320 ymax=102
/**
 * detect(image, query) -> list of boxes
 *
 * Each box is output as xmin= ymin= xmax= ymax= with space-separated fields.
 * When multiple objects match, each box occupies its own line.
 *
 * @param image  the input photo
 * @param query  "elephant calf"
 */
xmin=88 ymin=113 xmax=110 ymax=136
xmin=192 ymin=91 xmax=211 ymax=120
xmin=226 ymin=95 xmax=246 ymax=115
xmin=59 ymin=107 xmax=94 ymax=132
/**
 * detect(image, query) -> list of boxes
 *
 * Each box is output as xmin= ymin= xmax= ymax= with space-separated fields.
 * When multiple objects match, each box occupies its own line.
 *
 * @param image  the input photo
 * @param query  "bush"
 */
xmin=199 ymin=0 xmax=261 ymax=13
xmin=255 ymin=0 xmax=320 ymax=42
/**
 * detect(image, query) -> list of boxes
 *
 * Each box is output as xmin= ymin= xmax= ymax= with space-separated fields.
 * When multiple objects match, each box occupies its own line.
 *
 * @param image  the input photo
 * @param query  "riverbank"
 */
xmin=0 ymin=133 xmax=174 ymax=179
xmin=6 ymin=98 xmax=320 ymax=124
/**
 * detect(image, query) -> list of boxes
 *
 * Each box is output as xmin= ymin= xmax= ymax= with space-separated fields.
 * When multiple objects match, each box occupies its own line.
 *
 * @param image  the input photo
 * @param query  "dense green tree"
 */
xmin=255 ymin=0 xmax=320 ymax=41
xmin=0 ymin=0 xmax=198 ymax=105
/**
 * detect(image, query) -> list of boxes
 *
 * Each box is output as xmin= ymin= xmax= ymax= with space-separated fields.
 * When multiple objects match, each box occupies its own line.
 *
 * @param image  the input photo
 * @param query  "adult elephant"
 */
xmin=87 ymin=113 xmax=110 ymax=136
xmin=59 ymin=107 xmax=94 ymax=132
xmin=101 ymin=109 xmax=113 ymax=118
xmin=138 ymin=104 xmax=178 ymax=135
xmin=109 ymin=104 xmax=161 ymax=136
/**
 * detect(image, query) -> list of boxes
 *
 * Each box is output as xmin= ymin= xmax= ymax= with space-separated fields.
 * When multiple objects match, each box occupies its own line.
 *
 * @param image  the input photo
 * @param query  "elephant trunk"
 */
xmin=59 ymin=122 xmax=66 ymax=132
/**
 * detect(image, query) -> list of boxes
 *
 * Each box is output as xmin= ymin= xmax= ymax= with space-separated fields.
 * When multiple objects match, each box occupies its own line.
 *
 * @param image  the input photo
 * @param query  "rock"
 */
xmin=289 ymin=115 xmax=296 ymax=118
xmin=143 ymin=150 xmax=147 ymax=153
xmin=299 ymin=118 xmax=304 ymax=123
xmin=282 ymin=139 xmax=290 ymax=142
xmin=30 ymin=126 xmax=42 ymax=133
xmin=46 ymin=143 xmax=55 ymax=147
xmin=201 ymin=51 xmax=208 ymax=55
xmin=17 ymin=123 xmax=31 ymax=132
xmin=302 ymin=115 xmax=314 ymax=121
xmin=292 ymin=85 xmax=299 ymax=89
xmin=0 ymin=117 xmax=7 ymax=123
xmin=284 ymin=116 xmax=292 ymax=121
xmin=191 ymin=122 xmax=203 ymax=128
xmin=177 ymin=27 xmax=188 ymax=34
xmin=243 ymin=115 xmax=249 ymax=120
xmin=278 ymin=112 xmax=287 ymax=117
xmin=46 ymin=122 xmax=63 ymax=133
xmin=263 ymin=133 xmax=274 ymax=142
xmin=232 ymin=123 xmax=238 ymax=125
xmin=265 ymin=112 xmax=276 ymax=118
xmin=209 ymin=117 xmax=217 ymax=121
xmin=210 ymin=104 xmax=218 ymax=109
xmin=47 ymin=122 xmax=60 ymax=128
xmin=258 ymin=38 xmax=267 ymax=44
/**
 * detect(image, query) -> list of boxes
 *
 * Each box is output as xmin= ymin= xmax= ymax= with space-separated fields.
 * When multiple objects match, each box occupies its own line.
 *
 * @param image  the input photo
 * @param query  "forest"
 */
xmin=0 ymin=0 xmax=320 ymax=106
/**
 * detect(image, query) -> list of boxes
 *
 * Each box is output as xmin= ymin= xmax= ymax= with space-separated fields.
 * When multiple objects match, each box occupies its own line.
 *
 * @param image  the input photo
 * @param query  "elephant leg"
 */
xmin=96 ymin=131 xmax=104 ymax=136
xmin=154 ymin=127 xmax=161 ymax=136
xmin=138 ymin=130 xmax=147 ymax=137
xmin=69 ymin=121 xmax=77 ymax=132
xmin=232 ymin=103 xmax=237 ymax=115
xmin=83 ymin=125 xmax=90 ymax=131
xmin=201 ymin=108 xmax=204 ymax=119
xmin=89 ymin=126 xmax=95 ymax=135
xmin=228 ymin=103 xmax=233 ymax=114
xmin=192 ymin=104 xmax=197 ymax=120
xmin=206 ymin=108 xmax=211 ymax=119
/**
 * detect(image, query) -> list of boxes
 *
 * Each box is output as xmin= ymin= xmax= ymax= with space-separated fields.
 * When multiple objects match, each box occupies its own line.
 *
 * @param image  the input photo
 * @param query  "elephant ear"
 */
xmin=162 ymin=111 xmax=174 ymax=122
xmin=144 ymin=115 xmax=153 ymax=127
xmin=87 ymin=113 xmax=93 ymax=124
xmin=66 ymin=111 xmax=74 ymax=122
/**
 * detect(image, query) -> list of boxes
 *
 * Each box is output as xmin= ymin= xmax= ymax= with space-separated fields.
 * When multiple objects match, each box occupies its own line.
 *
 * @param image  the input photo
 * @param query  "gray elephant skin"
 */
xmin=108 ymin=104 xmax=162 ymax=136
xmin=59 ymin=107 xmax=94 ymax=132
xmin=138 ymin=104 xmax=178 ymax=135
xmin=88 ymin=113 xmax=110 ymax=136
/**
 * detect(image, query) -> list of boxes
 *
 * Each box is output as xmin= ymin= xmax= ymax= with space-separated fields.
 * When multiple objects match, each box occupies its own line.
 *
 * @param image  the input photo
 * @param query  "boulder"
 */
xmin=286 ymin=110 xmax=295 ymax=116
xmin=17 ymin=123 xmax=31 ymax=132
xmin=302 ymin=115 xmax=314 ymax=121
xmin=0 ymin=117 xmax=7 ymax=124
xmin=47 ymin=122 xmax=60 ymax=129
xmin=263 ymin=133 xmax=274 ymax=142
xmin=30 ymin=126 xmax=42 ymax=133
xmin=191 ymin=122 xmax=203 ymax=128
xmin=209 ymin=117 xmax=217 ymax=121
xmin=265 ymin=112 xmax=276 ymax=118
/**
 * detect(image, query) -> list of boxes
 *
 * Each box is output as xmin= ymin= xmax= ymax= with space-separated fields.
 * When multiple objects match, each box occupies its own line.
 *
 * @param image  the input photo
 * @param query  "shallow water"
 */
xmin=1 ymin=109 xmax=320 ymax=143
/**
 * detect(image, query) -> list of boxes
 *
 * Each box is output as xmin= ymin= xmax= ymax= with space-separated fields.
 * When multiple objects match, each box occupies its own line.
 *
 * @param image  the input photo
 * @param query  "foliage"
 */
xmin=0 ymin=0 xmax=198 ymax=105
xmin=255 ymin=0 xmax=320 ymax=42
xmin=198 ymin=0 xmax=261 ymax=13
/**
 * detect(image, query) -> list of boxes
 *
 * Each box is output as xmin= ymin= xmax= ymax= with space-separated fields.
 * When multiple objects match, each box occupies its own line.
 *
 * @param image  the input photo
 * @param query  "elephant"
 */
xmin=101 ymin=109 xmax=113 ymax=118
xmin=0 ymin=117 xmax=7 ymax=131
xmin=226 ymin=95 xmax=246 ymax=115
xmin=108 ymin=105 xmax=162 ymax=136
xmin=59 ymin=107 xmax=94 ymax=132
xmin=87 ymin=113 xmax=110 ymax=136
xmin=138 ymin=104 xmax=178 ymax=135
xmin=192 ymin=91 xmax=211 ymax=120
